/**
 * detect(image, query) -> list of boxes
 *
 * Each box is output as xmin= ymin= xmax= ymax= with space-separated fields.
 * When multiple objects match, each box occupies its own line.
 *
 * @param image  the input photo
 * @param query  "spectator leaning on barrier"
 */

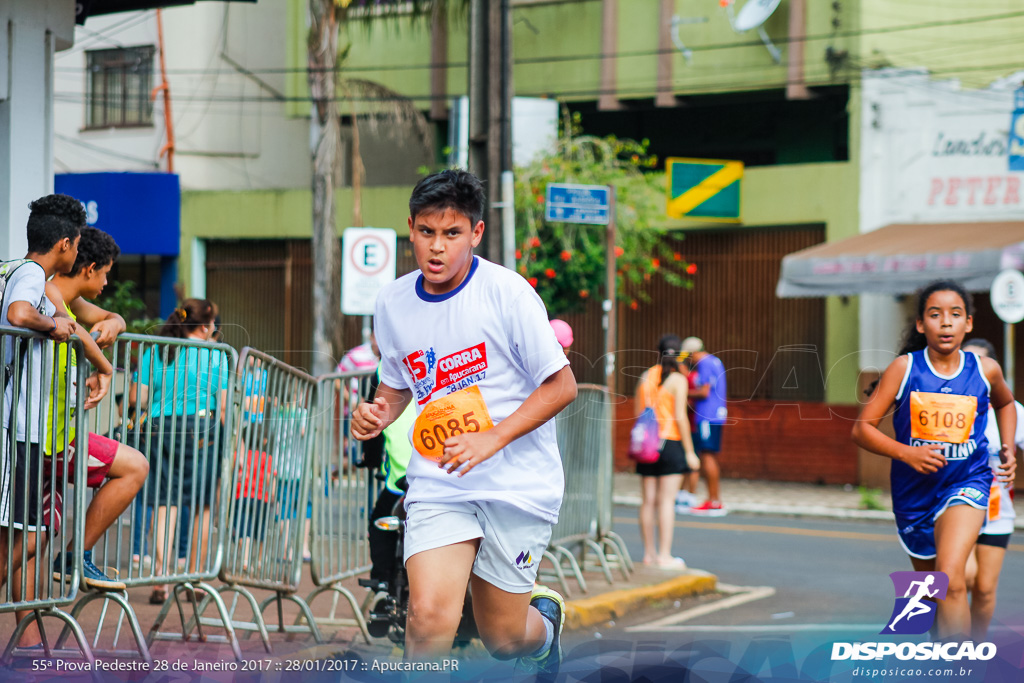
xmin=43 ymin=226 xmax=149 ymax=591
xmin=0 ymin=196 xmax=124 ymax=643
xmin=0 ymin=194 xmax=80 ymax=611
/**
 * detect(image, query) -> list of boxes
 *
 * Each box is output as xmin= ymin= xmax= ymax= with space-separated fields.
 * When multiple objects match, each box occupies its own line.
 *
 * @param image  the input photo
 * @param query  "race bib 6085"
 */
xmin=412 ymin=385 xmax=494 ymax=461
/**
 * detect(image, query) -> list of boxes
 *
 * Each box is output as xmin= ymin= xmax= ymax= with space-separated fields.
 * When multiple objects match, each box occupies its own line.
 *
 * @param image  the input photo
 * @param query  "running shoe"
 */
xmin=519 ymin=585 xmax=565 ymax=677
xmin=690 ymin=500 xmax=727 ymax=517
xmin=675 ymin=490 xmax=698 ymax=507
xmin=53 ymin=550 xmax=126 ymax=591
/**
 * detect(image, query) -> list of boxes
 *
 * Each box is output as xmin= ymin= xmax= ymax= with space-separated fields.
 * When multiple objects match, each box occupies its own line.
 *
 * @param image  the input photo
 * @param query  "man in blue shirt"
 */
xmin=682 ymin=337 xmax=728 ymax=516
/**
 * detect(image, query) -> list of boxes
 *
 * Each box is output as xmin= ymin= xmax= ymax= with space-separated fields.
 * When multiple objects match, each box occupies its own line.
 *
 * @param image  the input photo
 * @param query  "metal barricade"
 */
xmin=206 ymin=347 xmax=322 ymax=651
xmin=305 ymin=370 xmax=376 ymax=642
xmin=80 ymin=333 xmax=239 ymax=659
xmin=542 ymin=384 xmax=632 ymax=596
xmin=0 ymin=327 xmax=92 ymax=663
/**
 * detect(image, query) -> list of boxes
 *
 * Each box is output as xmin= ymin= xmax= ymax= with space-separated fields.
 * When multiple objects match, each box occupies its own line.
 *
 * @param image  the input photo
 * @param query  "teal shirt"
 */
xmin=137 ymin=345 xmax=228 ymax=418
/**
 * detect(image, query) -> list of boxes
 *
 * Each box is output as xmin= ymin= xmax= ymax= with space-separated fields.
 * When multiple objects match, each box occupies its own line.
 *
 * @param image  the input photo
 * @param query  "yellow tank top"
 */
xmin=638 ymin=365 xmax=681 ymax=442
xmin=44 ymin=303 xmax=76 ymax=455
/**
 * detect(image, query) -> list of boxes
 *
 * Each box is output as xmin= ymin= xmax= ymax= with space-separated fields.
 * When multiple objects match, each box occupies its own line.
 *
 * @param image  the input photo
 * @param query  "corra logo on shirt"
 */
xmin=436 ymin=343 xmax=488 ymax=393
xmin=406 ymin=343 xmax=489 ymax=405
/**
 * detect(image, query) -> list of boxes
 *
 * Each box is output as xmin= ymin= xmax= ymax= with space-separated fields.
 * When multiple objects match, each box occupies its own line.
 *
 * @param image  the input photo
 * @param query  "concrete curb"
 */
xmin=614 ymin=494 xmax=895 ymax=522
xmin=564 ymin=572 xmax=717 ymax=631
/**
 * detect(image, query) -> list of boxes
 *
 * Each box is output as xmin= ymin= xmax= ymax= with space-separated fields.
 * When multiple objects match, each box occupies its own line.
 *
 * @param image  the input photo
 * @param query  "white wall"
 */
xmin=0 ymin=0 xmax=76 ymax=259
xmin=858 ymin=69 xmax=1024 ymax=369
xmin=53 ymin=2 xmax=311 ymax=191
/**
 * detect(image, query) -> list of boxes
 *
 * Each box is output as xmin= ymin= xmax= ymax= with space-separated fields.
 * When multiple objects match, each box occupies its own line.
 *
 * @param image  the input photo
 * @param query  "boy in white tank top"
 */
xmin=352 ymin=170 xmax=577 ymax=673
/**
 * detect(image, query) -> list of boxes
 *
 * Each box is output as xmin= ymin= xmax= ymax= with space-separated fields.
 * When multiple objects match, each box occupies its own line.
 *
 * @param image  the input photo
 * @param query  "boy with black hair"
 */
xmin=352 ymin=170 xmax=577 ymax=674
xmin=44 ymin=225 xmax=149 ymax=591
xmin=0 ymin=195 xmax=82 ymax=588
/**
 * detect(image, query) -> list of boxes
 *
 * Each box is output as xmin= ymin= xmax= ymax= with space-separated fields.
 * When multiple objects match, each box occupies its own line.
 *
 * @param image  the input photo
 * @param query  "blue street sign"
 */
xmin=1010 ymin=88 xmax=1024 ymax=172
xmin=545 ymin=183 xmax=611 ymax=225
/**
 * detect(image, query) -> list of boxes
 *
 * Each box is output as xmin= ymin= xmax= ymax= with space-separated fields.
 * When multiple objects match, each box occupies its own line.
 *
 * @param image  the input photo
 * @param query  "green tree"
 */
xmin=514 ymin=114 xmax=697 ymax=315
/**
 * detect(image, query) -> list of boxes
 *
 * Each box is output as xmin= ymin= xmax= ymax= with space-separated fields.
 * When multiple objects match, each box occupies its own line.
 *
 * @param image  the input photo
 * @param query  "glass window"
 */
xmin=85 ymin=46 xmax=155 ymax=129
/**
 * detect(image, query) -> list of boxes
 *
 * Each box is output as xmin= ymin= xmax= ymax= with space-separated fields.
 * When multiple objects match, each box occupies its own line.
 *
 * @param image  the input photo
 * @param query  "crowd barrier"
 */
xmin=0 ymin=330 xmax=628 ymax=661
xmin=80 ymin=333 xmax=237 ymax=661
xmin=543 ymin=384 xmax=633 ymax=597
xmin=208 ymin=348 xmax=323 ymax=649
xmin=0 ymin=328 xmax=93 ymax=663
xmin=305 ymin=370 xmax=376 ymax=642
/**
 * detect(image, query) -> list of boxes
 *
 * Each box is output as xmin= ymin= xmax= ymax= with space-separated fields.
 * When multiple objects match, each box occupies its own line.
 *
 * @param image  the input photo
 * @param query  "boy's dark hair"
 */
xmin=409 ymin=169 xmax=486 ymax=227
xmin=67 ymin=226 xmax=120 ymax=277
xmin=26 ymin=194 xmax=86 ymax=254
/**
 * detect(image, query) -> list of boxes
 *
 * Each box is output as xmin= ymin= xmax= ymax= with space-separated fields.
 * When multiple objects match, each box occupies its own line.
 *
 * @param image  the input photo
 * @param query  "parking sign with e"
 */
xmin=342 ymin=227 xmax=397 ymax=315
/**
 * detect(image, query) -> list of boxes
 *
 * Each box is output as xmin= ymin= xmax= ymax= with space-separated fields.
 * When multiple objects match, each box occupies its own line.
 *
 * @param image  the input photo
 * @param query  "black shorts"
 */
xmin=145 ymin=415 xmax=220 ymax=507
xmin=0 ymin=443 xmax=62 ymax=533
xmin=977 ymin=532 xmax=1011 ymax=549
xmin=636 ymin=439 xmax=693 ymax=477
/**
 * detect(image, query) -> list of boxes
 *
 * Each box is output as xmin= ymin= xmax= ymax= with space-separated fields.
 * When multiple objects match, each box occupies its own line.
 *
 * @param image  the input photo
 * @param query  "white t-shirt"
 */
xmin=375 ymin=257 xmax=569 ymax=524
xmin=982 ymin=401 xmax=1024 ymax=535
xmin=1 ymin=261 xmax=55 ymax=443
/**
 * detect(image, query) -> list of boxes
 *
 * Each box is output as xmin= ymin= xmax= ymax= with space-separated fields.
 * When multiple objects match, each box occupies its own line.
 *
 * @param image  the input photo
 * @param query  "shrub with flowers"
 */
xmin=515 ymin=114 xmax=696 ymax=315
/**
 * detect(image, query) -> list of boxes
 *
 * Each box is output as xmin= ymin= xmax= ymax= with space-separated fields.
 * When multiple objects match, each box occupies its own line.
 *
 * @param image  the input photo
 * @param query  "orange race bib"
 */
xmin=412 ymin=385 xmax=494 ymax=461
xmin=909 ymin=391 xmax=977 ymax=444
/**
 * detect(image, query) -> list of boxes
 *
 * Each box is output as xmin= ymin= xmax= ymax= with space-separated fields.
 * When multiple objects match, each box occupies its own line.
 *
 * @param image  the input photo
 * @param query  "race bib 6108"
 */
xmin=412 ymin=385 xmax=494 ymax=461
xmin=909 ymin=391 xmax=976 ymax=444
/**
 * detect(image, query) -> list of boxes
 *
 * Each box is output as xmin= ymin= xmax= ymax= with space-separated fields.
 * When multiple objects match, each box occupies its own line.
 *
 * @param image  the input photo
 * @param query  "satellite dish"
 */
xmin=733 ymin=0 xmax=782 ymax=32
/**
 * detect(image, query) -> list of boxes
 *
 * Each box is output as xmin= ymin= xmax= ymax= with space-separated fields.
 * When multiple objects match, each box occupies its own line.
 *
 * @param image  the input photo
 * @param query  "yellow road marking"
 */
xmin=667 ymin=162 xmax=742 ymax=217
xmin=613 ymin=516 xmax=1023 ymax=551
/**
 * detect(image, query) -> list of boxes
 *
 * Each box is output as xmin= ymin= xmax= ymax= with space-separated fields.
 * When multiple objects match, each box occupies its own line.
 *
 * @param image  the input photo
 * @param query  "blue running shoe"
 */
xmin=520 ymin=585 xmax=565 ymax=677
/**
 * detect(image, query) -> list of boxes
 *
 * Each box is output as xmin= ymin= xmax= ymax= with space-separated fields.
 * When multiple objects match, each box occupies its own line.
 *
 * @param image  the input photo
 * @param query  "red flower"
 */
xmin=629 ymin=300 xmax=639 ymax=310
xmin=530 ymin=236 xmax=541 ymax=248
xmin=545 ymin=268 xmax=556 ymax=279
xmin=528 ymin=277 xmax=538 ymax=288
xmin=518 ymin=265 xmax=528 ymax=275
xmin=686 ymin=263 xmax=698 ymax=275
xmin=614 ymin=246 xmax=625 ymax=258
xmin=673 ymin=252 xmax=682 ymax=261
xmin=651 ymin=258 xmax=660 ymax=269
xmin=560 ymin=250 xmax=572 ymax=261
xmin=579 ymin=289 xmax=589 ymax=298
xmin=536 ymin=194 xmax=545 ymax=204
xmin=515 ymin=249 xmax=522 ymax=260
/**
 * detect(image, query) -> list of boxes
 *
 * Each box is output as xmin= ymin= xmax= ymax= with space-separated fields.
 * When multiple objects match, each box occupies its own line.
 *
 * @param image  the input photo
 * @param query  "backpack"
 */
xmin=0 ymin=259 xmax=48 ymax=317
xmin=0 ymin=259 xmax=48 ymax=387
xmin=627 ymin=406 xmax=661 ymax=464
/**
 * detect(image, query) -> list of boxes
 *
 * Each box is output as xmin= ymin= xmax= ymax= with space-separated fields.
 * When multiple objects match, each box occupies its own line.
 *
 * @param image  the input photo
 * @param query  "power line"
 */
xmin=50 ymin=9 xmax=1024 ymax=77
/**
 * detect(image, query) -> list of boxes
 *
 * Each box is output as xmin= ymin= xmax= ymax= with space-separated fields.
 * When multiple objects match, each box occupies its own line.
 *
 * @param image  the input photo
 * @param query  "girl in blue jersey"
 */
xmin=853 ymin=280 xmax=1016 ymax=639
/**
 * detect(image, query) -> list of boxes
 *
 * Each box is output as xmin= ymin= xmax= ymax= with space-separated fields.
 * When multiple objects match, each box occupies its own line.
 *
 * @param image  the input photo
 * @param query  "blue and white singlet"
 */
xmin=891 ymin=349 xmax=991 ymax=517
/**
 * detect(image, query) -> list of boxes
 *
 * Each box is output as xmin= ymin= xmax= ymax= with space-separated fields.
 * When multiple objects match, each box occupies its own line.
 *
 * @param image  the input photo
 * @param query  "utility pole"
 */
xmin=467 ymin=0 xmax=512 ymax=263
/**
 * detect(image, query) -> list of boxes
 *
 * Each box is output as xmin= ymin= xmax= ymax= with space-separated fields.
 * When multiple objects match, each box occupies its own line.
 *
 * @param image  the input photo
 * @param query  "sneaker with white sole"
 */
xmin=690 ymin=500 xmax=727 ymax=517
xmin=53 ymin=550 xmax=126 ymax=591
xmin=519 ymin=585 xmax=565 ymax=677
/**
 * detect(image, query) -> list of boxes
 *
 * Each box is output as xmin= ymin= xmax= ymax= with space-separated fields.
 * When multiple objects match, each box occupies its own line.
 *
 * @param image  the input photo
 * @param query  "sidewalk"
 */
xmin=612 ymin=473 xmax=1024 ymax=528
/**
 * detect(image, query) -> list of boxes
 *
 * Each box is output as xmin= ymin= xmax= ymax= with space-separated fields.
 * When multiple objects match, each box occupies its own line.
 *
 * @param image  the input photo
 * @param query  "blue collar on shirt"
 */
xmin=415 ymin=255 xmax=480 ymax=303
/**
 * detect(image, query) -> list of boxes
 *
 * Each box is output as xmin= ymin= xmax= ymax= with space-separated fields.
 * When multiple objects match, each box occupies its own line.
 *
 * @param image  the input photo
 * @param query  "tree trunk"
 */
xmin=308 ymin=0 xmax=341 ymax=376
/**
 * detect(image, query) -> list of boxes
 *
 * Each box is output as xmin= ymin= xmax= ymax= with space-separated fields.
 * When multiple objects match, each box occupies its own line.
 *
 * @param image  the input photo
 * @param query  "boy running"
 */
xmin=352 ymin=170 xmax=577 ymax=673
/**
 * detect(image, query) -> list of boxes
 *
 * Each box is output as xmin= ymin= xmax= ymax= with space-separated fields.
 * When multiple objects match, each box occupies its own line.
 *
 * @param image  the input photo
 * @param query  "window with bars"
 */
xmin=85 ymin=46 xmax=155 ymax=129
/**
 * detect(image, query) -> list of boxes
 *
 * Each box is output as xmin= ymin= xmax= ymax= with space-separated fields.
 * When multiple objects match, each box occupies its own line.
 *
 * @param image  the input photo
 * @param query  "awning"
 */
xmin=55 ymin=172 xmax=180 ymax=256
xmin=776 ymin=222 xmax=1024 ymax=298
xmin=77 ymin=0 xmax=256 ymax=24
